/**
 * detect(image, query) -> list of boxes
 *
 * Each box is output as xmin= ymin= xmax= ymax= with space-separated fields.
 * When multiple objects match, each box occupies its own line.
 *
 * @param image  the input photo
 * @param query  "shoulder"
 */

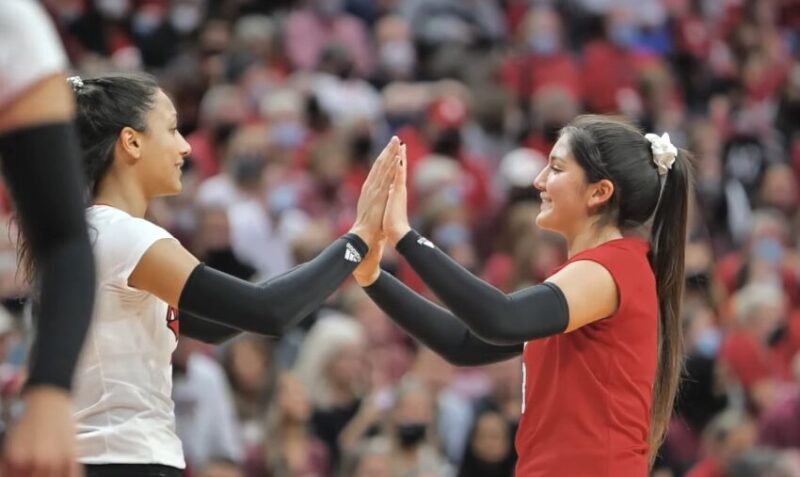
xmin=0 ymin=1 xmax=66 ymax=107
xmin=89 ymin=206 xmax=173 ymax=243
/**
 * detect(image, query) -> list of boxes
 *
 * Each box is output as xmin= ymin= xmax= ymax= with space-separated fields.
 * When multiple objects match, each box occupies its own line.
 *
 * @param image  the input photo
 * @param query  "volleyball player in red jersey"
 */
xmin=353 ymin=115 xmax=691 ymax=476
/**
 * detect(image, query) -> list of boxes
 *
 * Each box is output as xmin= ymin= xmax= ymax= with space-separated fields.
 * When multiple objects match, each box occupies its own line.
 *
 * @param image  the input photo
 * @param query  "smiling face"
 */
xmin=131 ymin=89 xmax=191 ymax=197
xmin=533 ymin=135 xmax=590 ymax=235
xmin=533 ymin=133 xmax=616 ymax=238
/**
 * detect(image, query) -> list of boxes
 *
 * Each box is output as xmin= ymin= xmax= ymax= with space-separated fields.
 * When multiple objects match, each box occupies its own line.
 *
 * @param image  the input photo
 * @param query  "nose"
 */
xmin=179 ymin=131 xmax=192 ymax=157
xmin=533 ymin=167 xmax=547 ymax=192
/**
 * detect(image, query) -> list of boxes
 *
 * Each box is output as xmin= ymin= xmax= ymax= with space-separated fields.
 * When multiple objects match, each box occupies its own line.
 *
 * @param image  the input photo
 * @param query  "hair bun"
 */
xmin=67 ymin=76 xmax=84 ymax=92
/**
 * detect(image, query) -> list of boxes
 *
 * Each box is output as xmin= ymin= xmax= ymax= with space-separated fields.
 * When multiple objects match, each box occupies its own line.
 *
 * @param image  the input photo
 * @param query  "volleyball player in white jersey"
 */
xmin=0 ymin=2 xmax=96 ymax=476
xmin=62 ymin=73 xmax=397 ymax=477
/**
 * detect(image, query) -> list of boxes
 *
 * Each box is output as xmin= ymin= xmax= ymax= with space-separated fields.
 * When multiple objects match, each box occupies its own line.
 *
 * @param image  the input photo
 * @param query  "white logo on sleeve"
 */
xmin=417 ymin=237 xmax=435 ymax=248
xmin=345 ymin=243 xmax=362 ymax=263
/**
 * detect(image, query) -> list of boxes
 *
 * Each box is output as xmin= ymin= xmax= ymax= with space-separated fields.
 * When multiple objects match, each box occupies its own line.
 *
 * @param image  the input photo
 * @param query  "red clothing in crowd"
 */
xmin=516 ymin=238 xmax=658 ymax=476
xmin=498 ymin=52 xmax=583 ymax=101
xmin=685 ymin=457 xmax=725 ymax=477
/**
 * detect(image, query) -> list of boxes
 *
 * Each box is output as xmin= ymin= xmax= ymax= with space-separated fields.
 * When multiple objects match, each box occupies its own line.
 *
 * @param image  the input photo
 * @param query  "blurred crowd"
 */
xmin=1 ymin=0 xmax=800 ymax=476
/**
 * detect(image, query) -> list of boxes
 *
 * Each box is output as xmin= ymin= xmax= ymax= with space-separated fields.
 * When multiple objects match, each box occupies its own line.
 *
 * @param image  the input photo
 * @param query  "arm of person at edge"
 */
xmin=356 ymin=143 xmax=619 ymax=347
xmin=127 ymin=138 xmax=401 ymax=341
xmin=0 ymin=75 xmax=84 ymax=477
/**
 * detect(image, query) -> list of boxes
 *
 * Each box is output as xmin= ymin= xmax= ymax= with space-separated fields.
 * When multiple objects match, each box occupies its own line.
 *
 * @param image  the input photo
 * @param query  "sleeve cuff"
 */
xmin=342 ymin=233 xmax=369 ymax=258
xmin=395 ymin=229 xmax=424 ymax=255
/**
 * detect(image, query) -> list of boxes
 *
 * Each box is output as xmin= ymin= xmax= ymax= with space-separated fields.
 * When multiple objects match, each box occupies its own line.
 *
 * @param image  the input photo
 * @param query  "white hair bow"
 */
xmin=645 ymin=132 xmax=678 ymax=176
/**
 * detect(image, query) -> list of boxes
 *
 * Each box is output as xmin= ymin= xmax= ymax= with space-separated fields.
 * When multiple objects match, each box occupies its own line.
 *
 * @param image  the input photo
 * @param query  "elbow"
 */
xmin=471 ymin=325 xmax=525 ymax=346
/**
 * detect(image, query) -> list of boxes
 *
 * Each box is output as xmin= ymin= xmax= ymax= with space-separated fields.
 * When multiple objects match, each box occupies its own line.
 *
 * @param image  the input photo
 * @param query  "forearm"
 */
xmin=178 ymin=234 xmax=367 ymax=336
xmin=395 ymin=230 xmax=568 ymax=345
xmin=0 ymin=122 xmax=96 ymax=391
xmin=364 ymin=271 xmax=522 ymax=366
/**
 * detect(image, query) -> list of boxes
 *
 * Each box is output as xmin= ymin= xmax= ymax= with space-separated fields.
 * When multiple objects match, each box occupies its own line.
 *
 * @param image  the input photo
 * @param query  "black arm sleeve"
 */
xmin=364 ymin=271 xmax=522 ymax=366
xmin=395 ymin=230 xmax=569 ymax=345
xmin=177 ymin=234 xmax=367 ymax=336
xmin=179 ymin=311 xmax=241 ymax=344
xmin=0 ymin=122 xmax=96 ymax=391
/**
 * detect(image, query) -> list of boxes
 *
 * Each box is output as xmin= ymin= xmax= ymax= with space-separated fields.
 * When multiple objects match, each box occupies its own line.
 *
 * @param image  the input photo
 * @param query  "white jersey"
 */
xmin=0 ymin=0 xmax=67 ymax=108
xmin=73 ymin=205 xmax=184 ymax=468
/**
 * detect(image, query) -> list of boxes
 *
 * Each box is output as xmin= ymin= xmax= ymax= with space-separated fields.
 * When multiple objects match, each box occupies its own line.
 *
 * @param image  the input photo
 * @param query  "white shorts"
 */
xmin=0 ymin=0 xmax=67 ymax=108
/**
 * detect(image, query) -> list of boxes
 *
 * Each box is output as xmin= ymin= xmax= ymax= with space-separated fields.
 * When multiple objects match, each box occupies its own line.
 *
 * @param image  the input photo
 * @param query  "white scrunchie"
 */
xmin=67 ymin=76 xmax=84 ymax=90
xmin=645 ymin=132 xmax=678 ymax=176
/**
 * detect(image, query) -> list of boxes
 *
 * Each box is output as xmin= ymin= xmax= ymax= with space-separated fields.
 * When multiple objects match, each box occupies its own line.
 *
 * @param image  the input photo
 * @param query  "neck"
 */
xmin=565 ymin=222 xmax=623 ymax=258
xmin=94 ymin=170 xmax=150 ymax=218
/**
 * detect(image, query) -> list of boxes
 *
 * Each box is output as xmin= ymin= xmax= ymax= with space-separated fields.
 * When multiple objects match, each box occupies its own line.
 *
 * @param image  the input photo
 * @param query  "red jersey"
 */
xmin=516 ymin=238 xmax=658 ymax=476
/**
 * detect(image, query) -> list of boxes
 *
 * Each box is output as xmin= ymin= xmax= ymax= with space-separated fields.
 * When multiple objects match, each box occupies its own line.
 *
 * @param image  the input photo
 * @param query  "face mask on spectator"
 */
xmin=96 ymin=0 xmax=130 ymax=19
xmin=271 ymin=122 xmax=305 ymax=148
xmin=609 ymin=23 xmax=638 ymax=48
xmin=268 ymin=184 xmax=299 ymax=214
xmin=132 ymin=9 xmax=165 ymax=37
xmin=170 ymin=3 xmax=203 ymax=34
xmin=753 ymin=237 xmax=783 ymax=265
xmin=379 ymin=40 xmax=416 ymax=76
xmin=396 ymin=423 xmax=427 ymax=448
xmin=695 ymin=328 xmax=721 ymax=358
xmin=528 ymin=32 xmax=559 ymax=55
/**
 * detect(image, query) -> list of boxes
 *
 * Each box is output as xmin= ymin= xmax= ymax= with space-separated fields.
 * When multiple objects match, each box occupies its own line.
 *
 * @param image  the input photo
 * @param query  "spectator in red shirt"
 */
xmin=498 ymin=7 xmax=582 ymax=103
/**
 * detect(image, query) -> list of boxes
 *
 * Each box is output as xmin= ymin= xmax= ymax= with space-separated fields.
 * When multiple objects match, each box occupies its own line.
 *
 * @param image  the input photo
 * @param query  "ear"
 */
xmin=587 ymin=178 xmax=615 ymax=209
xmin=119 ymin=126 xmax=142 ymax=162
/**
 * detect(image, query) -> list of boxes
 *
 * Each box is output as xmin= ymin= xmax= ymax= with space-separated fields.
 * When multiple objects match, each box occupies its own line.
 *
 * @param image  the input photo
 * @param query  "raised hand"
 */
xmin=384 ymin=143 xmax=412 ymax=246
xmin=348 ymin=137 xmax=400 ymax=246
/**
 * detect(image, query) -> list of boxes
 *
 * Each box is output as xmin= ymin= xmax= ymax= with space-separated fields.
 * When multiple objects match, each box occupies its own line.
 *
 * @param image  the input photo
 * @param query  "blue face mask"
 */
xmin=695 ymin=328 xmax=722 ymax=358
xmin=753 ymin=238 xmax=783 ymax=265
xmin=268 ymin=184 xmax=298 ymax=214
xmin=271 ymin=122 xmax=305 ymax=148
xmin=528 ymin=33 xmax=559 ymax=55
xmin=609 ymin=24 xmax=638 ymax=48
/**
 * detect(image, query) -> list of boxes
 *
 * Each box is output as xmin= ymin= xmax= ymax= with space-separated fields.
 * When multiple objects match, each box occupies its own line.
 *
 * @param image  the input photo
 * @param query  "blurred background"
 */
xmin=1 ymin=0 xmax=800 ymax=476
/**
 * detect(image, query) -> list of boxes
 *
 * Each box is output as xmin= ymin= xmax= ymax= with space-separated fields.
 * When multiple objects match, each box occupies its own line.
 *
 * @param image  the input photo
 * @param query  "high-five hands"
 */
xmin=353 ymin=141 xmax=409 ymax=287
xmin=348 ymin=136 xmax=401 ymax=247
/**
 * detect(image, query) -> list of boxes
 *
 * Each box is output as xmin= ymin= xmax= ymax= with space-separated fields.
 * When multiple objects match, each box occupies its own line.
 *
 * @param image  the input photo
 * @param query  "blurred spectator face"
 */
xmin=277 ymin=374 xmax=312 ymax=423
xmin=605 ymin=8 xmax=639 ymax=49
xmin=733 ymin=284 xmax=785 ymax=343
xmin=326 ymin=342 xmax=367 ymax=391
xmin=95 ymin=0 xmax=131 ymax=20
xmin=354 ymin=452 xmax=390 ymax=477
xmin=684 ymin=303 xmax=721 ymax=358
xmin=195 ymin=208 xmax=231 ymax=252
xmin=198 ymin=86 xmax=247 ymax=141
xmin=228 ymin=337 xmax=271 ymax=395
xmin=170 ymin=0 xmax=206 ymax=35
xmin=260 ymin=89 xmax=307 ymax=150
xmin=425 ymin=96 xmax=468 ymax=157
xmin=531 ymin=87 xmax=579 ymax=145
xmin=391 ymin=383 xmax=434 ymax=448
xmin=470 ymin=411 xmax=512 ymax=465
xmin=759 ymin=164 xmax=798 ymax=217
xmin=375 ymin=15 xmax=416 ymax=80
xmin=522 ymin=8 xmax=563 ymax=56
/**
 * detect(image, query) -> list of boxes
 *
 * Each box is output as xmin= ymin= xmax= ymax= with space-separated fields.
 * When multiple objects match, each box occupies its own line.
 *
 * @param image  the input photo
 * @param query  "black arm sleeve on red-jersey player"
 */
xmin=177 ymin=234 xmax=367 ymax=337
xmin=394 ymin=230 xmax=569 ymax=345
xmin=364 ymin=271 xmax=522 ymax=366
xmin=0 ymin=122 xmax=96 ymax=392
